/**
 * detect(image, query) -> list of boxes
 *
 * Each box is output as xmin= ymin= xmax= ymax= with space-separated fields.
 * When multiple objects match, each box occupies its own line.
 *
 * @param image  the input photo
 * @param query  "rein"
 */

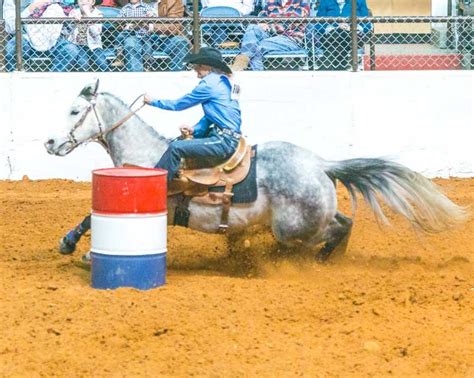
xmin=68 ymin=93 xmax=146 ymax=153
xmin=101 ymin=93 xmax=146 ymax=137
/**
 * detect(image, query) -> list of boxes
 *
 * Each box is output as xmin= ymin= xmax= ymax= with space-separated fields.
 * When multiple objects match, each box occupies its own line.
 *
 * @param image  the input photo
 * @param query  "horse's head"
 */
xmin=45 ymin=79 xmax=103 ymax=156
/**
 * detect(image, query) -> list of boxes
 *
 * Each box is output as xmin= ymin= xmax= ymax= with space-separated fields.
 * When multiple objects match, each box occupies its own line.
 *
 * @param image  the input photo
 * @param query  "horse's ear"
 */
xmin=79 ymin=79 xmax=100 ymax=100
xmin=93 ymin=78 xmax=100 ymax=94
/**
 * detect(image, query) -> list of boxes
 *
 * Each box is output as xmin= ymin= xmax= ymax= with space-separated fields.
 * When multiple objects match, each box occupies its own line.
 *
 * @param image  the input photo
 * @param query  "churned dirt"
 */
xmin=0 ymin=178 xmax=473 ymax=377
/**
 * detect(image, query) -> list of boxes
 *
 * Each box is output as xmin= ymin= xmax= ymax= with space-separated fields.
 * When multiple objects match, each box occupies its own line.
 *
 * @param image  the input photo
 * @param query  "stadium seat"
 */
xmin=200 ymin=6 xmax=243 ymax=64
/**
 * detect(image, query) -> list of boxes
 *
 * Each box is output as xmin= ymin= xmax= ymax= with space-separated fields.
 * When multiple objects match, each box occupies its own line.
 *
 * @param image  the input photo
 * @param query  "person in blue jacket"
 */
xmin=144 ymin=47 xmax=241 ymax=183
xmin=307 ymin=0 xmax=372 ymax=70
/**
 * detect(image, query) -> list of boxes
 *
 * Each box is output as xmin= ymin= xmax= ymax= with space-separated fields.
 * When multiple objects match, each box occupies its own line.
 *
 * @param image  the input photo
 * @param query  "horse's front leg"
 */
xmin=59 ymin=214 xmax=91 ymax=254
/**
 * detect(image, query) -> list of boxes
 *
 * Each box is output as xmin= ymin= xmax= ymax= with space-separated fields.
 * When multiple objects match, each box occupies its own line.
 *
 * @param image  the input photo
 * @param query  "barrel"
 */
xmin=90 ymin=167 xmax=167 ymax=290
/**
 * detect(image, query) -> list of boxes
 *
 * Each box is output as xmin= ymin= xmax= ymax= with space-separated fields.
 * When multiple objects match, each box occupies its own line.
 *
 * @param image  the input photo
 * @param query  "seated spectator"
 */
xmin=311 ymin=0 xmax=371 ymax=70
xmin=100 ymin=0 xmax=121 ymax=6
xmin=201 ymin=0 xmax=254 ymax=15
xmin=231 ymin=0 xmax=310 ymax=71
xmin=3 ymin=0 xmax=81 ymax=72
xmin=117 ymin=0 xmax=191 ymax=72
xmin=67 ymin=0 xmax=109 ymax=71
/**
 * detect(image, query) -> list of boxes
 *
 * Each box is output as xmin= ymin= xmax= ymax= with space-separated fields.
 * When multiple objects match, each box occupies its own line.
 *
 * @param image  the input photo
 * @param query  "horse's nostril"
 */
xmin=47 ymin=139 xmax=55 ymax=146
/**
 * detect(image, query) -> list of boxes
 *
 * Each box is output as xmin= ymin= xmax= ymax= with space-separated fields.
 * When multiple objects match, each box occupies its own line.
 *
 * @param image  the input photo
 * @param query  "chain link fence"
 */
xmin=362 ymin=16 xmax=473 ymax=70
xmin=0 ymin=16 xmax=193 ymax=72
xmin=0 ymin=20 xmax=5 ymax=71
xmin=0 ymin=12 xmax=472 ymax=72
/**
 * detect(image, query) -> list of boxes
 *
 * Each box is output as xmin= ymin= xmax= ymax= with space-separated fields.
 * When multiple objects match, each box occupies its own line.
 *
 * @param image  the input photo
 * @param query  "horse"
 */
xmin=44 ymin=80 xmax=467 ymax=263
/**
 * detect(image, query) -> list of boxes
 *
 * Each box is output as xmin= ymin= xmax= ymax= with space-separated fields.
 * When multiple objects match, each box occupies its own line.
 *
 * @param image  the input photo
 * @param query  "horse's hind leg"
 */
xmin=59 ymin=214 xmax=91 ymax=254
xmin=316 ymin=212 xmax=353 ymax=263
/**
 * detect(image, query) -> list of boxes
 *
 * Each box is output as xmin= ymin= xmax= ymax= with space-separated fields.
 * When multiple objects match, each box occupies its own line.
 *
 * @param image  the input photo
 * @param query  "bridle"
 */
xmin=66 ymin=93 xmax=146 ymax=154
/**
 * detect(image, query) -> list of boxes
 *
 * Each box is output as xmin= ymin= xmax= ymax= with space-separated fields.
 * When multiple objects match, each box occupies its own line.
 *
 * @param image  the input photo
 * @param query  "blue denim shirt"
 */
xmin=150 ymin=72 xmax=242 ymax=138
xmin=317 ymin=0 xmax=372 ymax=34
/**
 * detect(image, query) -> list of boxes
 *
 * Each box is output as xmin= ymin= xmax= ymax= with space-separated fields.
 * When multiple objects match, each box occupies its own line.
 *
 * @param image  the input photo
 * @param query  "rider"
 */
xmin=144 ymin=47 xmax=242 ymax=183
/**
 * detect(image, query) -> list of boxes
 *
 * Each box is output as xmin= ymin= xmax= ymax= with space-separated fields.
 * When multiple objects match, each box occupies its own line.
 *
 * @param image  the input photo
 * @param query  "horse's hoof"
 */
xmin=81 ymin=252 xmax=91 ymax=263
xmin=315 ymin=247 xmax=333 ymax=264
xmin=59 ymin=237 xmax=76 ymax=255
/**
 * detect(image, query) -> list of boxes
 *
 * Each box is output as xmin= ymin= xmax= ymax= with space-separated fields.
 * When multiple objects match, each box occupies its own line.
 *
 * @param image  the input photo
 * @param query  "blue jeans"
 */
xmin=117 ymin=31 xmax=153 ymax=72
xmin=117 ymin=31 xmax=191 ymax=72
xmin=304 ymin=23 xmax=321 ymax=54
xmin=75 ymin=46 xmax=109 ymax=72
xmin=6 ymin=35 xmax=79 ymax=72
xmin=240 ymin=24 xmax=302 ymax=70
xmin=155 ymin=130 xmax=239 ymax=182
xmin=158 ymin=35 xmax=191 ymax=71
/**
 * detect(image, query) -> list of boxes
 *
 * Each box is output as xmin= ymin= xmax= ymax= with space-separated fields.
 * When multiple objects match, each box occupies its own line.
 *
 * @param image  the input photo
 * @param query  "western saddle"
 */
xmin=125 ymin=135 xmax=253 ymax=232
xmin=171 ymin=135 xmax=253 ymax=232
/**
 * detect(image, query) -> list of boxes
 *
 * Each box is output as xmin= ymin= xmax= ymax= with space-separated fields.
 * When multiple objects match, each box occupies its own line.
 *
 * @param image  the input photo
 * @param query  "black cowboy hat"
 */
xmin=184 ymin=47 xmax=232 ymax=74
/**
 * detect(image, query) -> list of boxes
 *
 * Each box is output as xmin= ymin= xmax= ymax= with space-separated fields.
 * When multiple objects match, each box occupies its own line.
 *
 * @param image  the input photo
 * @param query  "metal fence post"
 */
xmin=350 ymin=0 xmax=358 ymax=71
xmin=15 ymin=0 xmax=22 ymax=70
xmin=192 ymin=0 xmax=200 ymax=53
xmin=0 ymin=0 xmax=5 ymax=71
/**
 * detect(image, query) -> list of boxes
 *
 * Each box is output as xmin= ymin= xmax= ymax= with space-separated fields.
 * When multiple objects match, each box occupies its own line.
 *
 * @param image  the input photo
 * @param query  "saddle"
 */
xmin=170 ymin=137 xmax=253 ymax=232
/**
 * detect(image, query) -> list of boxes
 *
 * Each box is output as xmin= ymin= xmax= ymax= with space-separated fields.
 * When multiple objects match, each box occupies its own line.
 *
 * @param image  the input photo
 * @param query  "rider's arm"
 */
xmin=192 ymin=116 xmax=212 ymax=138
xmin=150 ymin=81 xmax=212 ymax=111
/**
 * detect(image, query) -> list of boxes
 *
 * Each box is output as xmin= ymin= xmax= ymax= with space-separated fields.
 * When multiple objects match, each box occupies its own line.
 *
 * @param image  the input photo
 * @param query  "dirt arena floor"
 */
xmin=0 ymin=178 xmax=473 ymax=376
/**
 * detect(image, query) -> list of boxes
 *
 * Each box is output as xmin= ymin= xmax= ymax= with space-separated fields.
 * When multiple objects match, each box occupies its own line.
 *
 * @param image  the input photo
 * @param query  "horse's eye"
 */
xmin=71 ymin=110 xmax=80 ymax=116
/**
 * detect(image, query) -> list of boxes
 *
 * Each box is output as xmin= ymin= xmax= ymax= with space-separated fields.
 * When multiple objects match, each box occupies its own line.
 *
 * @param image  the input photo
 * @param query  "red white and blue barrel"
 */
xmin=90 ymin=167 xmax=167 ymax=290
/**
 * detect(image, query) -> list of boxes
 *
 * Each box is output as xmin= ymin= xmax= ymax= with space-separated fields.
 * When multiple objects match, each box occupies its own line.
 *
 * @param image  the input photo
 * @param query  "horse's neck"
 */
xmin=100 ymin=94 xmax=169 ymax=168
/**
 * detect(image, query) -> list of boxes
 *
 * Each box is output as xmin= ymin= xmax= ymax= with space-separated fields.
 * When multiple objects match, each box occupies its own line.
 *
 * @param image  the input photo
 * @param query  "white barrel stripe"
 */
xmin=91 ymin=213 xmax=167 ymax=256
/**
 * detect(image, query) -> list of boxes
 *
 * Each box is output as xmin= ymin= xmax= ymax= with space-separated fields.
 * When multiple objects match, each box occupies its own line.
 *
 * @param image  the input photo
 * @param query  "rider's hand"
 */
xmin=179 ymin=125 xmax=194 ymax=137
xmin=143 ymin=94 xmax=154 ymax=105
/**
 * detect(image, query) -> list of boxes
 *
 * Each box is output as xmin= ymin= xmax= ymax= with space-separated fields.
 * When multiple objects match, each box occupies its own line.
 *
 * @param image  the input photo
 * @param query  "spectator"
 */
xmin=67 ymin=0 xmax=109 ymax=71
xmin=201 ymin=0 xmax=254 ymax=15
xmin=100 ymin=0 xmax=120 ymax=6
xmin=231 ymin=0 xmax=310 ymax=71
xmin=117 ymin=0 xmax=190 ymax=71
xmin=3 ymin=0 xmax=80 ymax=71
xmin=312 ymin=0 xmax=371 ymax=70
xmin=110 ymin=0 xmax=145 ymax=7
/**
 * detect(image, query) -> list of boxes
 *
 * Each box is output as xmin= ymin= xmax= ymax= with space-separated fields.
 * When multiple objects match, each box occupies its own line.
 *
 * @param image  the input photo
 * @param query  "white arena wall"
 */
xmin=0 ymin=70 xmax=473 ymax=181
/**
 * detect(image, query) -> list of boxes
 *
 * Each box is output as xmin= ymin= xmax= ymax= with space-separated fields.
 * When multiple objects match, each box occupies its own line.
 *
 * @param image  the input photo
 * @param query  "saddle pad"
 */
xmin=209 ymin=145 xmax=258 ymax=204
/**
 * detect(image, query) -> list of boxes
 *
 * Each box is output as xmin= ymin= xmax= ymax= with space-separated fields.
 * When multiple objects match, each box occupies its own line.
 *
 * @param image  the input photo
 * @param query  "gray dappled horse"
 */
xmin=45 ymin=80 xmax=467 ymax=262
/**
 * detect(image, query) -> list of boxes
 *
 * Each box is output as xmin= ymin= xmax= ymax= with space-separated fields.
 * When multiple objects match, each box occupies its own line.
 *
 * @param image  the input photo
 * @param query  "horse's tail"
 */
xmin=324 ymin=158 xmax=468 ymax=233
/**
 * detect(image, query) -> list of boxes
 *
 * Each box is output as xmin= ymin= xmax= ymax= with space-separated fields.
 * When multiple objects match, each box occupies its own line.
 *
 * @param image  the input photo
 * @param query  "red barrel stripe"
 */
xmin=92 ymin=168 xmax=167 ymax=214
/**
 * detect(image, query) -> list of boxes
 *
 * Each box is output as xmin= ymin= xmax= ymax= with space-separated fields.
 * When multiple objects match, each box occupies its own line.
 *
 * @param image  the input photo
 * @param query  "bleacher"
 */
xmin=0 ymin=0 xmax=472 ymax=72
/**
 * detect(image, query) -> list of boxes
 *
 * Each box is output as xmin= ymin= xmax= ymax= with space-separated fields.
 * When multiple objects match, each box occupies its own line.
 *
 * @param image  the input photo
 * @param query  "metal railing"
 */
xmin=0 ymin=10 xmax=472 ymax=72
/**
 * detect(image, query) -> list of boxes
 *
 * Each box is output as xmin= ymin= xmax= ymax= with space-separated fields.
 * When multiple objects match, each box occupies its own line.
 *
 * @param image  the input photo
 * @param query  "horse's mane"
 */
xmin=100 ymin=92 xmax=169 ymax=143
